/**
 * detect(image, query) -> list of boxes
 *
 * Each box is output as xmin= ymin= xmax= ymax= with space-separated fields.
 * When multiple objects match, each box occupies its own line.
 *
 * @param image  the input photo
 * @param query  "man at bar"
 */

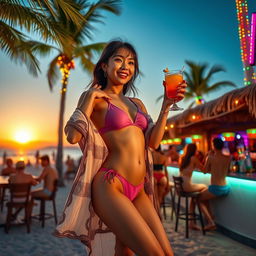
xmin=200 ymin=137 xmax=231 ymax=230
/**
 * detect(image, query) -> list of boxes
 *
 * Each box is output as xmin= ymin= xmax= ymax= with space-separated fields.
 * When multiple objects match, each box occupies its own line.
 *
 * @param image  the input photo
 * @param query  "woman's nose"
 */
xmin=121 ymin=62 xmax=128 ymax=69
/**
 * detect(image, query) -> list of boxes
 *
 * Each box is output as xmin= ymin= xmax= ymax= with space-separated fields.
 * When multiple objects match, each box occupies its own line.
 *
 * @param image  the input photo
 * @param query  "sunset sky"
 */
xmin=0 ymin=0 xmax=255 ymax=149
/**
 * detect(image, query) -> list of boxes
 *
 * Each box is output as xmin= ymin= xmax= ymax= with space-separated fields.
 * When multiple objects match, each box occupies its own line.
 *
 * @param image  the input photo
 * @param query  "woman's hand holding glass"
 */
xmin=162 ymin=80 xmax=187 ymax=109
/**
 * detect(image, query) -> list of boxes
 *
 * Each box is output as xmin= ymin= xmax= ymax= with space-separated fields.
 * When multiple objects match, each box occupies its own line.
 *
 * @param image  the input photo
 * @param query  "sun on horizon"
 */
xmin=14 ymin=129 xmax=33 ymax=144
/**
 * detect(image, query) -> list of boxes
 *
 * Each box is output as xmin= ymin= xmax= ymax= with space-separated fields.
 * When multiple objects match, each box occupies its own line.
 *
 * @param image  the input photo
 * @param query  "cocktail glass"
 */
xmin=164 ymin=69 xmax=184 ymax=111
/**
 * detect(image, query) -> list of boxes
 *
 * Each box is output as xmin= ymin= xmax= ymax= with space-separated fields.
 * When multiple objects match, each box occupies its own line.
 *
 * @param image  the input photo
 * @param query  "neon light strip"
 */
xmin=249 ymin=13 xmax=256 ymax=65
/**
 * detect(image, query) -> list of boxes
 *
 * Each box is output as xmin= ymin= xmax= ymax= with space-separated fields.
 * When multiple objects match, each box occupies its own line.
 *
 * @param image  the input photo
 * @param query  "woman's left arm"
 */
xmin=149 ymin=81 xmax=187 ymax=149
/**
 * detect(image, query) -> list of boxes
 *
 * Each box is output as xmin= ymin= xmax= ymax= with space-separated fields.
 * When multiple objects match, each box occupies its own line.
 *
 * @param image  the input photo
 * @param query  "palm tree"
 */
xmin=0 ymin=0 xmax=85 ymax=76
xmin=26 ymin=0 xmax=121 ymax=185
xmin=156 ymin=60 xmax=237 ymax=108
xmin=183 ymin=60 xmax=237 ymax=108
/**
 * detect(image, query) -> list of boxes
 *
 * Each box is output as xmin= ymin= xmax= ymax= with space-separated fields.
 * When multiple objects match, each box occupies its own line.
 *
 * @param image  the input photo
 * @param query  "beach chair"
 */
xmin=5 ymin=183 xmax=32 ymax=233
xmin=32 ymin=179 xmax=58 ymax=227
xmin=172 ymin=176 xmax=205 ymax=238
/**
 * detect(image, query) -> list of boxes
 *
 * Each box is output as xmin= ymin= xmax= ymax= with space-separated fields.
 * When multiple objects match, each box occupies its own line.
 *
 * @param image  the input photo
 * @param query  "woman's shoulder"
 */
xmin=129 ymin=97 xmax=148 ymax=113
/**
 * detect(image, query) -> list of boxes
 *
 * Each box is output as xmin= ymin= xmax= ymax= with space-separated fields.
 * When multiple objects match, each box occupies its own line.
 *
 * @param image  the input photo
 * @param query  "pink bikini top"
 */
xmin=99 ymin=99 xmax=149 ymax=134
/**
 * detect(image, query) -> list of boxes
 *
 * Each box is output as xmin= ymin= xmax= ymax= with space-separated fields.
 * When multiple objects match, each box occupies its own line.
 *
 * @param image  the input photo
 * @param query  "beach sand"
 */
xmin=0 ymin=170 xmax=255 ymax=256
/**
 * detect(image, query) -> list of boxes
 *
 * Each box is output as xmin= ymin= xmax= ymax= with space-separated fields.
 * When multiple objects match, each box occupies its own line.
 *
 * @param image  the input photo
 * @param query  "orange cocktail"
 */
xmin=164 ymin=70 xmax=183 ymax=99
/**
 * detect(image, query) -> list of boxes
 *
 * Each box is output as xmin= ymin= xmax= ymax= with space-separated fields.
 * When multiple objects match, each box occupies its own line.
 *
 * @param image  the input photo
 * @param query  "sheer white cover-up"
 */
xmin=54 ymin=107 xmax=157 ymax=256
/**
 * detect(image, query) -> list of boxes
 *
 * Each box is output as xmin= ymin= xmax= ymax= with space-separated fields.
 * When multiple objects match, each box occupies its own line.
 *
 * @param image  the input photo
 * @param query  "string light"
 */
xmin=195 ymin=96 xmax=204 ymax=105
xmin=57 ymin=55 xmax=75 ymax=93
xmin=236 ymin=0 xmax=254 ymax=85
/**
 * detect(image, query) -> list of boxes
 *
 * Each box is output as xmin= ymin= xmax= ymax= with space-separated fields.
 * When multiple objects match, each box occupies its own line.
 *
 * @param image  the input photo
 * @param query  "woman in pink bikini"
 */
xmin=55 ymin=40 xmax=186 ymax=256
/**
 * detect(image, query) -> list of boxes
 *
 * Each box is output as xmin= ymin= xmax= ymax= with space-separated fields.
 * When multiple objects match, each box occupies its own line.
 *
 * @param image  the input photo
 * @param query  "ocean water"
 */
xmin=0 ymin=146 xmax=82 ymax=167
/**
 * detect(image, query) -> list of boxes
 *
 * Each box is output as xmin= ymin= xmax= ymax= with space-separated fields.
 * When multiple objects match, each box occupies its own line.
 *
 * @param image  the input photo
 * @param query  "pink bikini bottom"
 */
xmin=99 ymin=168 xmax=145 ymax=201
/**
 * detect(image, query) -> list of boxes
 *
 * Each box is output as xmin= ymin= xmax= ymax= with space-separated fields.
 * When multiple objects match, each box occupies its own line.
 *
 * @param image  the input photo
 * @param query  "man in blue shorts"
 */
xmin=200 ymin=138 xmax=231 ymax=231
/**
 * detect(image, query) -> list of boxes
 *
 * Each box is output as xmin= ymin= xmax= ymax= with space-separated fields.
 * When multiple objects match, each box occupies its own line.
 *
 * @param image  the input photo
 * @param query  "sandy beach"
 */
xmin=0 ymin=166 xmax=255 ymax=256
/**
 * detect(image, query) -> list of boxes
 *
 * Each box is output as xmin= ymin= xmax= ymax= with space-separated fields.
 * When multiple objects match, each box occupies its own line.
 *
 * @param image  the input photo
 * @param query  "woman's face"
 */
xmin=103 ymin=47 xmax=135 ymax=87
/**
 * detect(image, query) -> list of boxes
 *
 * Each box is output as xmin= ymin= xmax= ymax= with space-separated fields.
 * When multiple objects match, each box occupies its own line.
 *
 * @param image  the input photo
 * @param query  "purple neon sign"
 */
xmin=249 ymin=13 xmax=256 ymax=65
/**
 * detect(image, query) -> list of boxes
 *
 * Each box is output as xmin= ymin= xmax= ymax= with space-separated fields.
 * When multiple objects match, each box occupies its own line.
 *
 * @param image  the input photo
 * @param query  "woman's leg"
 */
xmin=153 ymin=177 xmax=160 ymax=210
xmin=115 ymin=238 xmax=134 ymax=256
xmin=92 ymin=172 xmax=165 ymax=256
xmin=199 ymin=189 xmax=216 ymax=229
xmin=133 ymin=189 xmax=173 ymax=256
xmin=158 ymin=176 xmax=168 ymax=204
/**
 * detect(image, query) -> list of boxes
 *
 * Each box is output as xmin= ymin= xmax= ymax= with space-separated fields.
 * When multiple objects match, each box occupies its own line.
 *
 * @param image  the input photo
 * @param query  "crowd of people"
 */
xmin=0 ymin=154 xmax=59 ymax=224
xmin=153 ymin=137 xmax=231 ymax=232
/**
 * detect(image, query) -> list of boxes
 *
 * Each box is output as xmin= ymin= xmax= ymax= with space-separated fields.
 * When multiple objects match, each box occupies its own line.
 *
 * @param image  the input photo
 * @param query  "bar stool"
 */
xmin=173 ymin=176 xmax=205 ymax=238
xmin=32 ymin=180 xmax=58 ymax=227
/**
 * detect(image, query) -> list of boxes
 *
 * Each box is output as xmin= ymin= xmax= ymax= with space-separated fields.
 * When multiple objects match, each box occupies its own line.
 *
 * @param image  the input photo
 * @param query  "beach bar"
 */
xmin=163 ymin=84 xmax=256 ymax=248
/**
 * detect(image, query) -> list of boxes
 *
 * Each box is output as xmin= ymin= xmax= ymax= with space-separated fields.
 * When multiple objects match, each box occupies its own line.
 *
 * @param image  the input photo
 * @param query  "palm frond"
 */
xmin=0 ymin=0 xmax=54 ymax=41
xmin=205 ymin=81 xmax=237 ymax=94
xmin=187 ymin=101 xmax=195 ymax=109
xmin=204 ymin=64 xmax=225 ymax=82
xmin=74 ymin=42 xmax=106 ymax=58
xmin=78 ymin=54 xmax=95 ymax=73
xmin=0 ymin=22 xmax=41 ymax=76
xmin=74 ymin=0 xmax=121 ymax=42
xmin=27 ymin=0 xmax=85 ymax=28
xmin=47 ymin=55 xmax=61 ymax=90
xmin=156 ymin=95 xmax=164 ymax=103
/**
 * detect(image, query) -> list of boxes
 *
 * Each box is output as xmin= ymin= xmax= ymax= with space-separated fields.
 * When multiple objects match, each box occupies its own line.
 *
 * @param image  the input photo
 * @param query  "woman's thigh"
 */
xmin=184 ymin=183 xmax=207 ymax=193
xmin=92 ymin=173 xmax=164 ymax=256
xmin=132 ymin=190 xmax=173 ymax=256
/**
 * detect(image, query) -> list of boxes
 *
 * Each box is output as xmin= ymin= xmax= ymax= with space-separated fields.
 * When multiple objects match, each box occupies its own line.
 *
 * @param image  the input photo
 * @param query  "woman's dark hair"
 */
xmin=90 ymin=40 xmax=139 ymax=96
xmin=180 ymin=143 xmax=197 ymax=170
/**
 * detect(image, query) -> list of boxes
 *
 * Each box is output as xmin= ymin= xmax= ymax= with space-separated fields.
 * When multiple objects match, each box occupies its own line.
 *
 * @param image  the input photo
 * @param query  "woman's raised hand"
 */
xmin=88 ymin=84 xmax=112 ymax=101
xmin=162 ymin=80 xmax=187 ymax=105
xmin=77 ymin=84 xmax=111 ymax=110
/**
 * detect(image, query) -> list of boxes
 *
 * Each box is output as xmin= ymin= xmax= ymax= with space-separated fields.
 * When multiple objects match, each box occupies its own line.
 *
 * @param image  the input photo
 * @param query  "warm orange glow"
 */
xmin=14 ymin=129 xmax=33 ymax=144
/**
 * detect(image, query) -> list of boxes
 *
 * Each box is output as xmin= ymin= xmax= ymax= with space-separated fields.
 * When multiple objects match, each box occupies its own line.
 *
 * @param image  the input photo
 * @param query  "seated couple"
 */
xmin=179 ymin=138 xmax=231 ymax=231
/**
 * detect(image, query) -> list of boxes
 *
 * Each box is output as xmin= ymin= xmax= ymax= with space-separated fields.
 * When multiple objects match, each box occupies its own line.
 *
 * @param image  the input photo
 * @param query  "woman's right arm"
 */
xmin=66 ymin=85 xmax=111 ymax=144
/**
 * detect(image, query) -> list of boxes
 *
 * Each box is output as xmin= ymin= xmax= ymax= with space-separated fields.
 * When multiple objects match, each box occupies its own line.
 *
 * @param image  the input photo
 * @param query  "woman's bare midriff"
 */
xmin=100 ymin=126 xmax=146 ymax=185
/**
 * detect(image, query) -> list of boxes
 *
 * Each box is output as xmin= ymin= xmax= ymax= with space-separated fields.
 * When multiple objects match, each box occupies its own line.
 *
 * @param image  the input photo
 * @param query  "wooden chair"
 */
xmin=32 ymin=180 xmax=58 ymax=227
xmin=172 ymin=176 xmax=205 ymax=238
xmin=5 ymin=183 xmax=32 ymax=233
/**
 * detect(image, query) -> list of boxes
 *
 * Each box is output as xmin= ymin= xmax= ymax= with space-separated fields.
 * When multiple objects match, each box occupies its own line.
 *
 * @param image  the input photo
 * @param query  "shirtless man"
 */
xmin=200 ymin=137 xmax=231 ymax=230
xmin=9 ymin=161 xmax=37 ymax=185
xmin=31 ymin=155 xmax=58 ymax=198
xmin=1 ymin=158 xmax=16 ymax=176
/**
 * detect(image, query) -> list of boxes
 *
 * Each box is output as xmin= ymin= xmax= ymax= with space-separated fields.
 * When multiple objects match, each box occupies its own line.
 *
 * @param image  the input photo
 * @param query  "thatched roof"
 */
xmin=166 ymin=84 xmax=256 ymax=137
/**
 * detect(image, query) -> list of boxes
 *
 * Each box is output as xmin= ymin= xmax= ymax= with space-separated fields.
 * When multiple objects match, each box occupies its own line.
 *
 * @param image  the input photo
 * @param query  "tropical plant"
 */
xmin=156 ymin=60 xmax=237 ymax=108
xmin=24 ymin=0 xmax=121 ymax=185
xmin=0 ymin=0 xmax=85 ymax=76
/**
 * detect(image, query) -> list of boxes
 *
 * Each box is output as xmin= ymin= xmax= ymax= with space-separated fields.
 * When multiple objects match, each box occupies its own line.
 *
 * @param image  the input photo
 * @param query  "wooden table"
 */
xmin=0 ymin=176 xmax=9 ymax=188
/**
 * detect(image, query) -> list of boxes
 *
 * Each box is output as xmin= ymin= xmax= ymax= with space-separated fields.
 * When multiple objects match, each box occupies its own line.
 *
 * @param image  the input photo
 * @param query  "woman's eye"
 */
xmin=114 ymin=58 xmax=122 ymax=62
xmin=129 ymin=61 xmax=135 ymax=65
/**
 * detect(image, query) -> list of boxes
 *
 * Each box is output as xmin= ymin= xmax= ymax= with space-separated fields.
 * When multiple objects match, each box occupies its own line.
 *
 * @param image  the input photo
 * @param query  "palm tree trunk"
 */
xmin=56 ymin=79 xmax=68 ymax=187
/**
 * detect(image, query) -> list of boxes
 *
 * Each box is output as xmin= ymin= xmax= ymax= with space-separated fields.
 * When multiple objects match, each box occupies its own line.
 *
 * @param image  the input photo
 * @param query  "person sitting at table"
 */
xmin=1 ymin=158 xmax=16 ymax=176
xmin=8 ymin=160 xmax=38 ymax=221
xmin=152 ymin=146 xmax=169 ymax=209
xmin=9 ymin=161 xmax=37 ymax=185
xmin=179 ymin=143 xmax=208 ymax=230
xmin=199 ymin=137 xmax=231 ymax=231
xmin=31 ymin=155 xmax=58 ymax=198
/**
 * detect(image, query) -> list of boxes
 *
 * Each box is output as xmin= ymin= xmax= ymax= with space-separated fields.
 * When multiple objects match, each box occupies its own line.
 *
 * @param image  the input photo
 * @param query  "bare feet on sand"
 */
xmin=204 ymin=224 xmax=217 ymax=231
xmin=189 ymin=223 xmax=201 ymax=231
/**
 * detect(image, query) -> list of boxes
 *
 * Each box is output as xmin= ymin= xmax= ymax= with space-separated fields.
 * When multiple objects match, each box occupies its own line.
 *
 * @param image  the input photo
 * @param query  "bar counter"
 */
xmin=167 ymin=165 xmax=256 ymax=248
